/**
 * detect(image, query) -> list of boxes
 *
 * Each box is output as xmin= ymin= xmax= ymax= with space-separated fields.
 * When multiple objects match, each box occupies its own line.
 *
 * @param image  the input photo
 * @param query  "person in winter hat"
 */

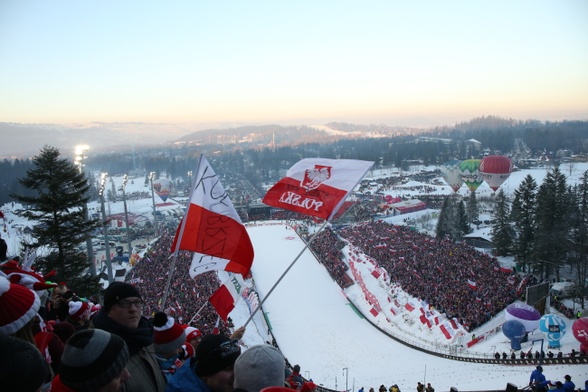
xmin=233 ymin=344 xmax=286 ymax=392
xmin=166 ymin=333 xmax=241 ymax=392
xmin=185 ymin=325 xmax=203 ymax=350
xmin=287 ymin=364 xmax=303 ymax=389
xmin=50 ymin=329 xmax=130 ymax=392
xmin=0 ymin=274 xmax=40 ymax=336
xmin=153 ymin=311 xmax=186 ymax=381
xmin=0 ymin=333 xmax=50 ymax=392
xmin=67 ymin=300 xmax=92 ymax=328
xmin=0 ymin=274 xmax=67 ymax=376
xmin=90 ymin=282 xmax=166 ymax=392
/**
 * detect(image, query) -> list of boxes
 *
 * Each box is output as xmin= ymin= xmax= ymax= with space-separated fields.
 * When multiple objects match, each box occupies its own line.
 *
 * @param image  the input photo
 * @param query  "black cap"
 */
xmin=103 ymin=282 xmax=142 ymax=312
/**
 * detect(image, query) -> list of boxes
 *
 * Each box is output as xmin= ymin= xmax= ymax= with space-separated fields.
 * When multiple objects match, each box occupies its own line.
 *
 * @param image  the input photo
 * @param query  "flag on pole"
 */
xmin=262 ymin=158 xmax=374 ymax=220
xmin=209 ymin=274 xmax=246 ymax=322
xmin=212 ymin=316 xmax=221 ymax=334
xmin=467 ymin=279 xmax=477 ymax=290
xmin=171 ymin=155 xmax=254 ymax=277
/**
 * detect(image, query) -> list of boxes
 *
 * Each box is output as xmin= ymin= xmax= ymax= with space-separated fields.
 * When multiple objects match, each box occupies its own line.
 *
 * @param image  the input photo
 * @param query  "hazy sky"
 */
xmin=1 ymin=1 xmax=587 ymax=127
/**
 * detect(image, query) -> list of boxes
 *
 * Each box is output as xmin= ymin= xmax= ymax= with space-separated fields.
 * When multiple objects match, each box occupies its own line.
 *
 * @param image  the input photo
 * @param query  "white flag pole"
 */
xmin=189 ymin=298 xmax=211 ymax=325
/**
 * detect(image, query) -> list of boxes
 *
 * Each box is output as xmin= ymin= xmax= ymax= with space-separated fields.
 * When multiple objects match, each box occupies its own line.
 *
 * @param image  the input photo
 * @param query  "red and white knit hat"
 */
xmin=185 ymin=326 xmax=202 ymax=342
xmin=68 ymin=301 xmax=91 ymax=322
xmin=0 ymin=275 xmax=41 ymax=334
xmin=153 ymin=312 xmax=186 ymax=356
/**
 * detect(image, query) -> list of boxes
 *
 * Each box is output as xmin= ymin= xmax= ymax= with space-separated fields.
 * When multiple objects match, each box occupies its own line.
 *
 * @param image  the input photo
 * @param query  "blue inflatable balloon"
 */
xmin=503 ymin=320 xmax=527 ymax=350
xmin=539 ymin=314 xmax=567 ymax=348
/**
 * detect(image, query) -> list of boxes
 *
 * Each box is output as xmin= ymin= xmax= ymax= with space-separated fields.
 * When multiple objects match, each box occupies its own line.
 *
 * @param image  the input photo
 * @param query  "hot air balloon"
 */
xmin=538 ymin=314 xmax=567 ymax=348
xmin=572 ymin=317 xmax=588 ymax=354
xmin=458 ymin=159 xmax=483 ymax=193
xmin=505 ymin=302 xmax=541 ymax=333
xmin=441 ymin=160 xmax=463 ymax=193
xmin=479 ymin=155 xmax=513 ymax=192
xmin=153 ymin=178 xmax=172 ymax=202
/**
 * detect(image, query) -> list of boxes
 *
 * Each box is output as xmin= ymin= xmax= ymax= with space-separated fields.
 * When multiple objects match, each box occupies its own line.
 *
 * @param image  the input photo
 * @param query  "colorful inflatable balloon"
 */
xmin=502 ymin=319 xmax=527 ymax=350
xmin=572 ymin=317 xmax=588 ymax=354
xmin=458 ymin=159 xmax=483 ymax=192
xmin=441 ymin=160 xmax=463 ymax=193
xmin=479 ymin=155 xmax=513 ymax=192
xmin=538 ymin=314 xmax=567 ymax=348
xmin=505 ymin=302 xmax=541 ymax=332
xmin=153 ymin=178 xmax=172 ymax=202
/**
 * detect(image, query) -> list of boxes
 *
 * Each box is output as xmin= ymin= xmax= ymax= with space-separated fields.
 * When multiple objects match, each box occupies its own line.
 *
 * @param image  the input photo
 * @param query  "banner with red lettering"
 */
xmin=171 ymin=155 xmax=254 ymax=278
xmin=262 ymin=158 xmax=374 ymax=220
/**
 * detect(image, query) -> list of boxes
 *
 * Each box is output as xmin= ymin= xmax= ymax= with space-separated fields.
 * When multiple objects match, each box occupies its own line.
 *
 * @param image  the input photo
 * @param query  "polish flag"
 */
xmin=209 ymin=274 xmax=246 ymax=322
xmin=171 ymin=155 xmax=254 ymax=278
xmin=467 ymin=279 xmax=477 ymax=290
xmin=262 ymin=158 xmax=373 ymax=220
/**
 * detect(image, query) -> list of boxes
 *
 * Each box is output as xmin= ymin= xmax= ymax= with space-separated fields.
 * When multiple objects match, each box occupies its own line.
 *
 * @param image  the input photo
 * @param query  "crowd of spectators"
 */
xmin=311 ymin=220 xmax=526 ymax=331
xmin=308 ymin=228 xmax=353 ymax=288
xmin=125 ymin=229 xmax=232 ymax=335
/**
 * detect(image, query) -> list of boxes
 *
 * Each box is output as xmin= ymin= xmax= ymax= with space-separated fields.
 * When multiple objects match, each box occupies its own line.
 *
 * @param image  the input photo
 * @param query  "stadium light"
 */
xmin=100 ymin=172 xmax=113 ymax=283
xmin=121 ymin=174 xmax=133 ymax=257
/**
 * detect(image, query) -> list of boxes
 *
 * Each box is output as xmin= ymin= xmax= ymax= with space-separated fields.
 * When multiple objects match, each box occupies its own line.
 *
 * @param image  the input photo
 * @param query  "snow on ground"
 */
xmin=228 ymin=223 xmax=587 ymax=392
xmin=2 ymin=161 xmax=588 ymax=391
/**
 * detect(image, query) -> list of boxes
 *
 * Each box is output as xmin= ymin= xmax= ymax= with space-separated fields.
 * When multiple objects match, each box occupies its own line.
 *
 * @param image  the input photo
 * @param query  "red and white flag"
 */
xmin=262 ymin=158 xmax=374 ymax=220
xmin=209 ymin=274 xmax=246 ymax=322
xmin=171 ymin=155 xmax=254 ymax=278
xmin=467 ymin=279 xmax=477 ymax=290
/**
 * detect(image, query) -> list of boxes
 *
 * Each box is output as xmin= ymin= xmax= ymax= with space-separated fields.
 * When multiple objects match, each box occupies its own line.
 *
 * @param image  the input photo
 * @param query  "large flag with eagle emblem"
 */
xmin=262 ymin=158 xmax=373 ymax=220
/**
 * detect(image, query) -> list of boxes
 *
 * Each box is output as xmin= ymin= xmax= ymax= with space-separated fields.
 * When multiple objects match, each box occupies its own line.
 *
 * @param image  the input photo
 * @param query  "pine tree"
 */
xmin=467 ymin=191 xmax=479 ymax=224
xmin=436 ymin=194 xmax=468 ymax=241
xmin=436 ymin=196 xmax=450 ymax=239
xmin=569 ymin=170 xmax=588 ymax=308
xmin=11 ymin=146 xmax=102 ymax=297
xmin=533 ymin=167 xmax=571 ymax=280
xmin=456 ymin=197 xmax=470 ymax=240
xmin=492 ymin=189 xmax=512 ymax=256
xmin=510 ymin=174 xmax=538 ymax=272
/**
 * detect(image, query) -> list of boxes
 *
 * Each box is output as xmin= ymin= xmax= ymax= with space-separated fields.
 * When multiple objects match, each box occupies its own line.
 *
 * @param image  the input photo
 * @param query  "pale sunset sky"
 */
xmin=1 ymin=1 xmax=587 ymax=128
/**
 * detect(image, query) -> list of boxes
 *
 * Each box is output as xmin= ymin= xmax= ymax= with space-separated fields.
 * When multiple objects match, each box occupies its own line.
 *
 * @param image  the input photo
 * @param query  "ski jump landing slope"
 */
xmin=247 ymin=223 xmax=584 ymax=392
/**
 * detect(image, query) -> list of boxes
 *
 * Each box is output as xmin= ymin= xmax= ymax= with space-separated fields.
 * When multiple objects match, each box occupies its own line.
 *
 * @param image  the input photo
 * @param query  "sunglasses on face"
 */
xmin=115 ymin=299 xmax=144 ymax=309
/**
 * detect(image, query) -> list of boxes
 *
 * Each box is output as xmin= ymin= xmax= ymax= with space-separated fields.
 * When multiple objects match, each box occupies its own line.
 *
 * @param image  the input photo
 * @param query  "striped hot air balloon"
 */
xmin=479 ymin=155 xmax=513 ymax=192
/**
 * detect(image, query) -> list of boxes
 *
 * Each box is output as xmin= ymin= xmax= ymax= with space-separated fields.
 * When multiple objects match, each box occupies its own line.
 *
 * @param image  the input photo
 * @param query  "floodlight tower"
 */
xmin=121 ymin=174 xmax=133 ymax=256
xmin=99 ymin=172 xmax=113 ymax=283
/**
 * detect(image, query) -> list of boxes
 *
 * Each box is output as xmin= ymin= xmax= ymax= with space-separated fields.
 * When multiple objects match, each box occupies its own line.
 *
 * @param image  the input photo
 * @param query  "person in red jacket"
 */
xmin=287 ymin=364 xmax=303 ymax=389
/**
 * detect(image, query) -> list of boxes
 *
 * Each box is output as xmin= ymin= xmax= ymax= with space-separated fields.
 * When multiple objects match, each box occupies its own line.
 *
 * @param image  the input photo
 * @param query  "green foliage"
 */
xmin=436 ymin=194 xmax=469 ymax=241
xmin=491 ymin=189 xmax=512 ymax=256
xmin=510 ymin=174 xmax=538 ymax=272
xmin=533 ymin=167 xmax=572 ymax=280
xmin=10 ymin=146 xmax=102 ymax=297
xmin=568 ymin=171 xmax=588 ymax=308
xmin=466 ymin=192 xmax=479 ymax=224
